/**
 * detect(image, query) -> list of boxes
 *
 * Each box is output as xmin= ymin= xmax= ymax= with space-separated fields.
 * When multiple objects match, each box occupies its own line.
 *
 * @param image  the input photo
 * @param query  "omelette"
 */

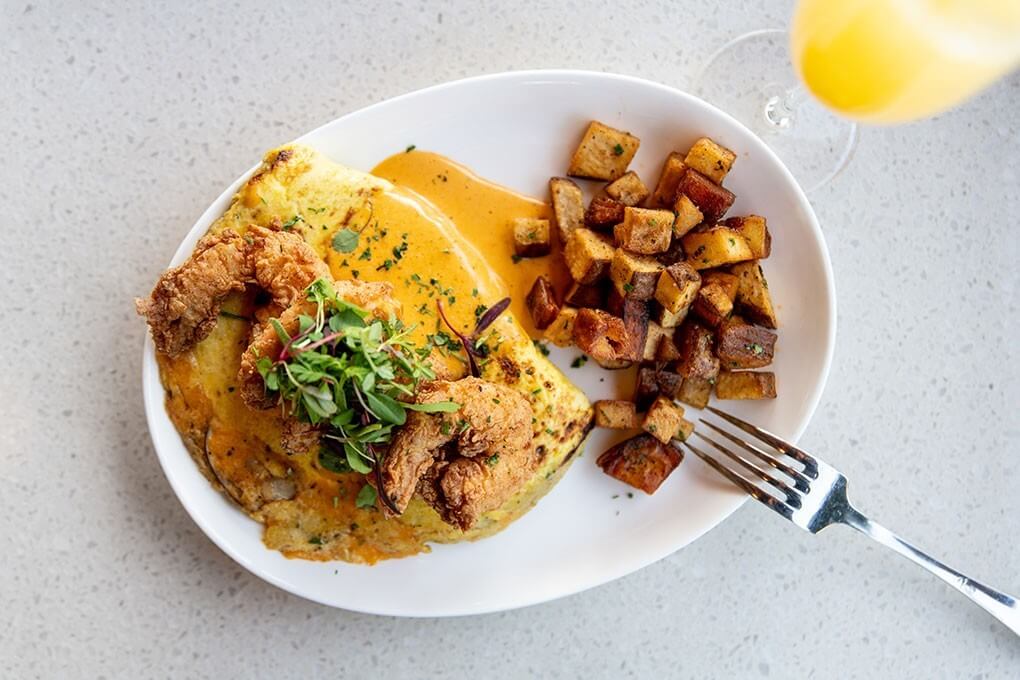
xmin=148 ymin=144 xmax=592 ymax=564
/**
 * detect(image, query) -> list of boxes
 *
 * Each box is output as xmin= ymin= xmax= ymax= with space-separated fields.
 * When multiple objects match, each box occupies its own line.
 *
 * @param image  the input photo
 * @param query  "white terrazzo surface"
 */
xmin=2 ymin=1 xmax=1018 ymax=677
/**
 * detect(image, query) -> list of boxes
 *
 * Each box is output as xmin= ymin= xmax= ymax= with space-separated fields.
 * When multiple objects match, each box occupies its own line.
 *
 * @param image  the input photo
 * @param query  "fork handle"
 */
xmin=842 ymin=508 xmax=1018 ymax=635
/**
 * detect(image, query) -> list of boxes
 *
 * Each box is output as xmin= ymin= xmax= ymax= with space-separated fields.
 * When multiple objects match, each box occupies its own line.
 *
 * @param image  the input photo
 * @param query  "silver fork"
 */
xmin=683 ymin=406 xmax=1019 ymax=635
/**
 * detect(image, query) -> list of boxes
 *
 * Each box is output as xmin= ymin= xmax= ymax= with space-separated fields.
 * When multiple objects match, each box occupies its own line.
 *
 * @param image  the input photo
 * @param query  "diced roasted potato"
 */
xmin=543 ymin=306 xmax=578 ymax=347
xmin=596 ymin=433 xmax=683 ymax=494
xmin=722 ymin=215 xmax=771 ymax=259
xmin=715 ymin=371 xmax=777 ymax=400
xmin=672 ymin=194 xmax=704 ymax=238
xmin=657 ymin=304 xmax=689 ymax=329
xmin=674 ymin=417 xmax=695 ymax=442
xmin=619 ymin=297 xmax=651 ymax=362
xmin=549 ymin=177 xmax=585 ymax=243
xmin=568 ymin=121 xmax=640 ymax=181
xmin=730 ymin=261 xmax=778 ymax=328
xmin=643 ymin=395 xmax=686 ymax=444
xmin=716 ymin=322 xmax=777 ymax=369
xmin=648 ymin=152 xmax=687 ymax=208
xmin=605 ymin=171 xmax=650 ymax=207
xmin=611 ymin=249 xmax=663 ymax=300
xmin=642 ymin=321 xmax=672 ymax=362
xmin=594 ymin=399 xmax=641 ymax=429
xmin=573 ymin=308 xmax=629 ymax=364
xmin=512 ymin=217 xmax=552 ymax=257
xmin=526 ymin=275 xmax=560 ymax=330
xmin=677 ymin=168 xmax=735 ymax=222
xmin=675 ymin=321 xmax=720 ymax=381
xmin=564 ymin=281 xmax=605 ymax=309
xmin=605 ymin=285 xmax=625 ymax=317
xmin=681 ymin=227 xmax=753 ymax=270
xmin=634 ymin=366 xmax=660 ymax=411
xmin=565 ymin=228 xmax=615 ymax=284
xmin=656 ymin=236 xmax=686 ymax=266
xmin=655 ymin=331 xmax=682 ymax=361
xmin=692 ymin=283 xmax=734 ymax=327
xmin=655 ymin=368 xmax=684 ymax=399
xmin=584 ymin=196 xmax=626 ymax=231
xmin=684 ymin=137 xmax=737 ymax=184
xmin=700 ymin=270 xmax=739 ymax=301
xmin=677 ymin=377 xmax=712 ymax=409
xmin=615 ymin=207 xmax=674 ymax=255
xmin=654 ymin=261 xmax=701 ymax=314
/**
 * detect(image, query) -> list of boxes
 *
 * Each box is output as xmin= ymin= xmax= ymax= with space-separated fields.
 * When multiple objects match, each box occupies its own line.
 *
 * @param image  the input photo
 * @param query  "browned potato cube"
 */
xmin=594 ymin=400 xmax=641 ymax=429
xmin=512 ymin=217 xmax=551 ymax=257
xmin=730 ymin=261 xmax=778 ymax=328
xmin=654 ymin=262 xmax=701 ymax=314
xmin=605 ymin=171 xmax=650 ymax=206
xmin=619 ymin=297 xmax=651 ymax=362
xmin=681 ymin=227 xmax=753 ymax=270
xmin=655 ymin=368 xmax=684 ymax=399
xmin=675 ymin=321 xmax=720 ymax=381
xmin=674 ymin=417 xmax=695 ymax=442
xmin=722 ymin=215 xmax=771 ymax=259
xmin=568 ymin=121 xmax=640 ymax=181
xmin=657 ymin=304 xmax=689 ymax=329
xmin=634 ymin=366 xmax=660 ymax=411
xmin=584 ymin=196 xmax=626 ymax=231
xmin=549 ymin=177 xmax=585 ymax=243
xmin=573 ymin=308 xmax=630 ymax=364
xmin=597 ymin=433 xmax=683 ymax=494
xmin=700 ymin=270 xmax=739 ymax=301
xmin=655 ymin=331 xmax=682 ymax=361
xmin=677 ymin=377 xmax=712 ymax=409
xmin=672 ymin=194 xmax=704 ymax=238
xmin=642 ymin=395 xmax=686 ymax=444
xmin=684 ymin=137 xmax=737 ymax=184
xmin=564 ymin=281 xmax=605 ymax=309
xmin=565 ymin=228 xmax=615 ymax=284
xmin=543 ymin=306 xmax=578 ymax=347
xmin=642 ymin=321 xmax=672 ymax=361
xmin=648 ymin=152 xmax=687 ymax=208
xmin=615 ymin=207 xmax=674 ymax=255
xmin=716 ymin=322 xmax=777 ymax=369
xmin=715 ymin=371 xmax=777 ymax=400
xmin=526 ymin=275 xmax=560 ymax=330
xmin=677 ymin=168 xmax=735 ymax=222
xmin=605 ymin=285 xmax=625 ymax=317
xmin=692 ymin=283 xmax=734 ymax=327
xmin=611 ymin=249 xmax=663 ymax=300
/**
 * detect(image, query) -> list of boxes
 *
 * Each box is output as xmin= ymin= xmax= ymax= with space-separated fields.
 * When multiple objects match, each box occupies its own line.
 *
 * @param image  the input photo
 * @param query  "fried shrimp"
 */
xmin=380 ymin=377 xmax=538 ymax=530
xmin=237 ymin=279 xmax=401 ymax=410
xmin=135 ymin=226 xmax=329 ymax=357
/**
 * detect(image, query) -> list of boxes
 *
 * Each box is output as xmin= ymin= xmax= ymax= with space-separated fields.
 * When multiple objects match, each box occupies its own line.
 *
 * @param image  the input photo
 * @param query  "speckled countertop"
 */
xmin=2 ymin=1 xmax=1018 ymax=678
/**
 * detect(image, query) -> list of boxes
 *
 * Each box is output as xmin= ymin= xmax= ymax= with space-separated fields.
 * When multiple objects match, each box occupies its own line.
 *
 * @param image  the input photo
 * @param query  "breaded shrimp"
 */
xmin=237 ymin=279 xmax=401 ymax=410
xmin=136 ymin=226 xmax=329 ymax=357
xmin=380 ymin=377 xmax=538 ymax=530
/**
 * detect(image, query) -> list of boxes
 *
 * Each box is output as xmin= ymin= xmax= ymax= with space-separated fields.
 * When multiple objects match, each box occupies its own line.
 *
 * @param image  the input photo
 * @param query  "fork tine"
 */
xmin=684 ymin=441 xmax=794 ymax=520
xmin=705 ymin=406 xmax=819 ymax=478
xmin=692 ymin=431 xmax=802 ymax=508
xmin=700 ymin=420 xmax=811 ymax=493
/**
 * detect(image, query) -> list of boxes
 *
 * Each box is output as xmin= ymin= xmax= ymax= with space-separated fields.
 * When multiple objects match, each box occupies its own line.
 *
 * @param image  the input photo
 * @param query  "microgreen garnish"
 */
xmin=436 ymin=297 xmax=511 ymax=378
xmin=255 ymin=278 xmax=458 ymax=512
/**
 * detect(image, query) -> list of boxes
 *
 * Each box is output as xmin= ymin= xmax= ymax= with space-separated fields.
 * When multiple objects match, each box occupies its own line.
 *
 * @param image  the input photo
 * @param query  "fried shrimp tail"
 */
xmin=380 ymin=377 xmax=537 ymax=530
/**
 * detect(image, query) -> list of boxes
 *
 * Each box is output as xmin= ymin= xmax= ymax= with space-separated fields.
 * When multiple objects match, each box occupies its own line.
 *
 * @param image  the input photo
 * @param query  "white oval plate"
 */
xmin=142 ymin=70 xmax=835 ymax=617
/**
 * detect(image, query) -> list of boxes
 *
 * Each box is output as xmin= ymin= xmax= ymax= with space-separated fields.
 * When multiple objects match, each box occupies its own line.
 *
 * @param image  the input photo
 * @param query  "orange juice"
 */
xmin=792 ymin=0 xmax=1020 ymax=123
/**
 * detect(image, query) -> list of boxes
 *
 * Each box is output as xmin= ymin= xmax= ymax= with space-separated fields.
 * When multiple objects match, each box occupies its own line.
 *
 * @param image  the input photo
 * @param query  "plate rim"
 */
xmin=141 ymin=68 xmax=837 ymax=616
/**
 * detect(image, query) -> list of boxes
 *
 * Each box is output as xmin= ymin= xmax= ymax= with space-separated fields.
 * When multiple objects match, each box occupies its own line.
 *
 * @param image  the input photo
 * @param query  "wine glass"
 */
xmin=694 ymin=0 xmax=1020 ymax=193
